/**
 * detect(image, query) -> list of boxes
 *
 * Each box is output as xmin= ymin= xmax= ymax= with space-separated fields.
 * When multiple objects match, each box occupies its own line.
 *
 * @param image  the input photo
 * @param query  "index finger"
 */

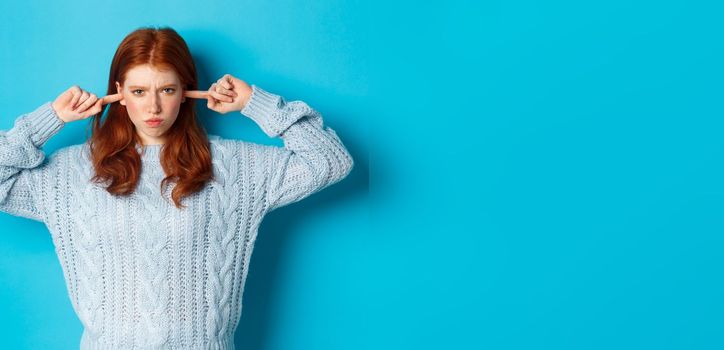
xmin=100 ymin=93 xmax=123 ymax=105
xmin=184 ymin=90 xmax=209 ymax=99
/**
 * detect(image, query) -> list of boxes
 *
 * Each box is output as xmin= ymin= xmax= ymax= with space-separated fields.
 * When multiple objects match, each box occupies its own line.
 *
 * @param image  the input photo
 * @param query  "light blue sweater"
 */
xmin=0 ymin=85 xmax=354 ymax=349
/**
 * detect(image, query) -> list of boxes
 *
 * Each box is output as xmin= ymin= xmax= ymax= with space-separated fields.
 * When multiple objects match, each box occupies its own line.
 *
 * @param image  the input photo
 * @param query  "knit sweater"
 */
xmin=0 ymin=85 xmax=354 ymax=349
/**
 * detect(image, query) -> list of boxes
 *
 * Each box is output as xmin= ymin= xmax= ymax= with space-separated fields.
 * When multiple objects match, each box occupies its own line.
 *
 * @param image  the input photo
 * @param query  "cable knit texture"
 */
xmin=0 ymin=85 xmax=354 ymax=349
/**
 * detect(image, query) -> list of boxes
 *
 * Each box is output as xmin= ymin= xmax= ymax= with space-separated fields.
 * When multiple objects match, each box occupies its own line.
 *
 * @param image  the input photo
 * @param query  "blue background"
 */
xmin=1 ymin=0 xmax=723 ymax=349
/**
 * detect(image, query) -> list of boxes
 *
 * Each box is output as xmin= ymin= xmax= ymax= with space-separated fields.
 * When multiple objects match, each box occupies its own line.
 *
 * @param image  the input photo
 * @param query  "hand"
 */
xmin=184 ymin=74 xmax=253 ymax=114
xmin=52 ymin=85 xmax=123 ymax=123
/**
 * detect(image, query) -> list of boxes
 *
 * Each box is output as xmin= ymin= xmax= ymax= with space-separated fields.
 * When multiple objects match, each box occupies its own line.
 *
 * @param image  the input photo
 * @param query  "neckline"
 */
xmin=135 ymin=143 xmax=163 ymax=160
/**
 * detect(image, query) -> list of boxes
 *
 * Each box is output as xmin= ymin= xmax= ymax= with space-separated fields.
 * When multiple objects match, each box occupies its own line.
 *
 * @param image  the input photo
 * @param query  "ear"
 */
xmin=115 ymin=81 xmax=126 ymax=106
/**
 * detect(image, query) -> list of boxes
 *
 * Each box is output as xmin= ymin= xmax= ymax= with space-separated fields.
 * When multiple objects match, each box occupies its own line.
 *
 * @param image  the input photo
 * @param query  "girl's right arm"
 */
xmin=0 ymin=102 xmax=65 ymax=222
xmin=0 ymin=86 xmax=120 ymax=223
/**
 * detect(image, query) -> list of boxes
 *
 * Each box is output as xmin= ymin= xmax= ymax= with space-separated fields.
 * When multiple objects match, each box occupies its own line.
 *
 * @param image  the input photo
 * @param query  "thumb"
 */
xmin=207 ymin=96 xmax=219 ymax=110
xmin=79 ymin=100 xmax=103 ymax=119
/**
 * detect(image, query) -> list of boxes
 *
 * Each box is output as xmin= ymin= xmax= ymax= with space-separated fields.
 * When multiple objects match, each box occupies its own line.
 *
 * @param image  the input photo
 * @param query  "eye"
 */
xmin=132 ymin=89 xmax=144 ymax=95
xmin=163 ymin=87 xmax=176 ymax=94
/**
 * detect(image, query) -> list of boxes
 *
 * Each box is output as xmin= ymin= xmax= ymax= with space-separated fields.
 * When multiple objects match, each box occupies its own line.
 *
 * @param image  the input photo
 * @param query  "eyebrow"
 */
xmin=127 ymin=84 xmax=179 ymax=89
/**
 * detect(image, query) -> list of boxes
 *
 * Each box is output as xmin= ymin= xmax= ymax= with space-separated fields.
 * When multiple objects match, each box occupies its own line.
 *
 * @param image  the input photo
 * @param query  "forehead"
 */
xmin=123 ymin=64 xmax=181 ymax=86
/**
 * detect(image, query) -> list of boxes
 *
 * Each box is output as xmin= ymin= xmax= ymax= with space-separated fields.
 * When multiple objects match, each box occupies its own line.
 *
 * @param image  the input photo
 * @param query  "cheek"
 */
xmin=163 ymin=98 xmax=183 ymax=117
xmin=164 ymin=98 xmax=182 ymax=109
xmin=124 ymin=100 xmax=143 ymax=121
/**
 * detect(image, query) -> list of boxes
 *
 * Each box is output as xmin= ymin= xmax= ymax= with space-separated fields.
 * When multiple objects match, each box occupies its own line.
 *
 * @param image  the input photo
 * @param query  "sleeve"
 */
xmin=0 ymin=101 xmax=65 ymax=223
xmin=240 ymin=85 xmax=354 ymax=212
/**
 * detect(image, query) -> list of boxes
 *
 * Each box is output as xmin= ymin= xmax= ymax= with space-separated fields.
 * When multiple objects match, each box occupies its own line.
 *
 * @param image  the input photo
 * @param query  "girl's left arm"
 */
xmin=240 ymin=85 xmax=354 ymax=212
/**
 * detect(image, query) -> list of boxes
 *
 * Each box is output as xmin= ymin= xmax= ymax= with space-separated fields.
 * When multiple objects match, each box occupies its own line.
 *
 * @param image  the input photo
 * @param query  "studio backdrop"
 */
xmin=1 ymin=0 xmax=723 ymax=349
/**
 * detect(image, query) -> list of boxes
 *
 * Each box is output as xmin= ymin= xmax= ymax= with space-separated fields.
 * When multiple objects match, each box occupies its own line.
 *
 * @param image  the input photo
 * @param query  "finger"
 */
xmin=93 ymin=99 xmax=103 ymax=112
xmin=209 ymin=83 xmax=230 ymax=102
xmin=81 ymin=100 xmax=104 ymax=118
xmin=219 ymin=75 xmax=234 ymax=90
xmin=78 ymin=93 xmax=98 ymax=112
xmin=207 ymin=95 xmax=219 ymax=109
xmin=69 ymin=86 xmax=82 ymax=109
xmin=74 ymin=91 xmax=90 ymax=110
xmin=207 ymin=84 xmax=221 ymax=108
xmin=209 ymin=89 xmax=233 ymax=103
xmin=101 ymin=93 xmax=123 ymax=105
xmin=184 ymin=90 xmax=209 ymax=99
xmin=215 ymin=83 xmax=237 ymax=97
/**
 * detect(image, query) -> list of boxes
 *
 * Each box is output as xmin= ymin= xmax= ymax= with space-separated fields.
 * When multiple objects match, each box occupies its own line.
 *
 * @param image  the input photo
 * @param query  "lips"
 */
xmin=145 ymin=118 xmax=163 ymax=127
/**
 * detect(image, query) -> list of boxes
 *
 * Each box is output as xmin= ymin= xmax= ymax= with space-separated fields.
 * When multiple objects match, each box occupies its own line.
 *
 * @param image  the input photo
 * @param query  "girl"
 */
xmin=0 ymin=26 xmax=353 ymax=349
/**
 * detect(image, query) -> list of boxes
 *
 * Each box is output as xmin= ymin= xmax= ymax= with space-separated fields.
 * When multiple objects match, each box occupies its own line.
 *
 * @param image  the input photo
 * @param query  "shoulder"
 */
xmin=206 ymin=134 xmax=287 ymax=175
xmin=207 ymin=134 xmax=281 ymax=158
xmin=46 ymin=143 xmax=87 ymax=164
xmin=44 ymin=143 xmax=100 ymax=177
xmin=31 ymin=143 xmax=90 ymax=180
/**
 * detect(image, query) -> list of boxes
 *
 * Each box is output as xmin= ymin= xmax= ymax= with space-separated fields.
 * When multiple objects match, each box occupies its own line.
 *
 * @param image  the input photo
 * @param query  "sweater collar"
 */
xmin=135 ymin=143 xmax=163 ymax=161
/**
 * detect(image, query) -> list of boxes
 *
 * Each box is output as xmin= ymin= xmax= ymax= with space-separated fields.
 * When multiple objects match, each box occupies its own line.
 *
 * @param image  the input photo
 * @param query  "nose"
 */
xmin=148 ymin=93 xmax=161 ymax=114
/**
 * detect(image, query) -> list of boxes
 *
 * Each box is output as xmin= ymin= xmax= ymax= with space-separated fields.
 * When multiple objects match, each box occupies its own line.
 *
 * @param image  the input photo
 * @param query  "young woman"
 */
xmin=0 ymin=26 xmax=353 ymax=349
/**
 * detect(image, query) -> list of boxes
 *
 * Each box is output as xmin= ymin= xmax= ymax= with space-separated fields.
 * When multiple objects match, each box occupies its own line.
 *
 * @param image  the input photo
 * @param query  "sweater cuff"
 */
xmin=24 ymin=101 xmax=65 ymax=146
xmin=240 ymin=85 xmax=305 ymax=138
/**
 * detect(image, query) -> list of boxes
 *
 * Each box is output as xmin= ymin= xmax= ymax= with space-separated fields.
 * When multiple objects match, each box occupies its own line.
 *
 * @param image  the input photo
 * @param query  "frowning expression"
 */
xmin=115 ymin=64 xmax=186 ymax=145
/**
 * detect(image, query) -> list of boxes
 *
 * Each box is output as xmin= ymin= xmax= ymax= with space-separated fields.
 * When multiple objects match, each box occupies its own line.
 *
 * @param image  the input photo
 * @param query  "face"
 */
xmin=115 ymin=64 xmax=186 ymax=145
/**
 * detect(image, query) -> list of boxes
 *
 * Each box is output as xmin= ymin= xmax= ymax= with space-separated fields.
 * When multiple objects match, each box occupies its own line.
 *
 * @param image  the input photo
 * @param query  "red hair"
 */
xmin=87 ymin=26 xmax=213 ymax=209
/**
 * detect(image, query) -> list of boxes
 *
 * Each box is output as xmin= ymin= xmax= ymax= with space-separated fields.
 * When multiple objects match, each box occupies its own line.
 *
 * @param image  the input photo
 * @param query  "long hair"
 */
xmin=87 ymin=26 xmax=213 ymax=209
